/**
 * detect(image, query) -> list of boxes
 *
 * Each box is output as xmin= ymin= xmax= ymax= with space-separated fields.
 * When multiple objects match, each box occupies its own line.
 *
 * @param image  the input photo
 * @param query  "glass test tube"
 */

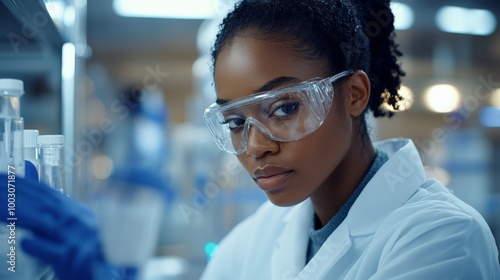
xmin=38 ymin=135 xmax=66 ymax=192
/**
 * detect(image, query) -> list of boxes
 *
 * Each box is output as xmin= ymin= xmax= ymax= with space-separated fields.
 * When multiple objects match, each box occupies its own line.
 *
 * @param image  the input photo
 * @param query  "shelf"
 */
xmin=0 ymin=0 xmax=66 ymax=133
xmin=0 ymin=0 xmax=66 ymax=82
xmin=0 ymin=0 xmax=65 ymax=54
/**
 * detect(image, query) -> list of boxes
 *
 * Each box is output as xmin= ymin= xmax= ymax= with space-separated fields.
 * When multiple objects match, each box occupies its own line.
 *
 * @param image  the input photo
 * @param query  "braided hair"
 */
xmin=211 ymin=0 xmax=405 ymax=117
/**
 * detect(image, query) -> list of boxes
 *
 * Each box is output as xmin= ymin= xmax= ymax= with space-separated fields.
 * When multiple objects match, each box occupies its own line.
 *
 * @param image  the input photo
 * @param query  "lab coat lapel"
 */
xmin=271 ymin=200 xmax=313 ymax=280
xmin=348 ymin=138 xmax=426 ymax=236
xmin=296 ymin=139 xmax=424 ymax=279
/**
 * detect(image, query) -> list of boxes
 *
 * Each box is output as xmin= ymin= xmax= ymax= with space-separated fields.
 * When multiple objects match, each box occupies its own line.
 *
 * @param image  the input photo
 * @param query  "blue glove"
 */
xmin=24 ymin=160 xmax=39 ymax=183
xmin=0 ymin=174 xmax=108 ymax=280
xmin=0 ymin=168 xmax=170 ymax=280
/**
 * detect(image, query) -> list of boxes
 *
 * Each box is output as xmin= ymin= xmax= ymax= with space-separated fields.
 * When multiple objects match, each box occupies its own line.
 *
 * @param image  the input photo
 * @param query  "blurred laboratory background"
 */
xmin=1 ymin=0 xmax=499 ymax=279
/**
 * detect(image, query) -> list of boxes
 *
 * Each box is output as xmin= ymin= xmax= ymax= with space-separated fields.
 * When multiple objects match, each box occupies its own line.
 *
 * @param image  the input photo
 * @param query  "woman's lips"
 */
xmin=253 ymin=165 xmax=293 ymax=191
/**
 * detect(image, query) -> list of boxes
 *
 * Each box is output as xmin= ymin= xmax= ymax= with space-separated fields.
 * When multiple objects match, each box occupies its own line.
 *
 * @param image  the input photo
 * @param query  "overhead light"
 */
xmin=113 ymin=0 xmax=217 ymax=19
xmin=390 ymin=2 xmax=414 ymax=30
xmin=44 ymin=0 xmax=66 ymax=23
xmin=479 ymin=107 xmax=500 ymax=128
xmin=424 ymin=166 xmax=450 ymax=187
xmin=62 ymin=5 xmax=76 ymax=27
xmin=490 ymin=88 xmax=500 ymax=107
xmin=91 ymin=155 xmax=114 ymax=180
xmin=436 ymin=6 xmax=497 ymax=36
xmin=424 ymin=84 xmax=461 ymax=113
xmin=382 ymin=85 xmax=414 ymax=112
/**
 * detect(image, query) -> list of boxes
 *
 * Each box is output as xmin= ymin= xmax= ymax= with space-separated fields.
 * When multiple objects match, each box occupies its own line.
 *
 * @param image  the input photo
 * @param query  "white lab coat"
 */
xmin=201 ymin=138 xmax=500 ymax=280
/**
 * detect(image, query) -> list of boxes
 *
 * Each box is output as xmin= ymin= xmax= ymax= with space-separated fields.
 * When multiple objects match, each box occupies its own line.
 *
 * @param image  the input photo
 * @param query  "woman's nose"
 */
xmin=245 ymin=124 xmax=280 ymax=158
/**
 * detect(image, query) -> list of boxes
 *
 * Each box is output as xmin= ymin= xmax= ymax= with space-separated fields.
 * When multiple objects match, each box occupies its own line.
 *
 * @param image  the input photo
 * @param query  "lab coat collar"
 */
xmin=272 ymin=138 xmax=426 ymax=279
xmin=347 ymin=138 xmax=426 ymax=236
xmin=272 ymin=199 xmax=314 ymax=279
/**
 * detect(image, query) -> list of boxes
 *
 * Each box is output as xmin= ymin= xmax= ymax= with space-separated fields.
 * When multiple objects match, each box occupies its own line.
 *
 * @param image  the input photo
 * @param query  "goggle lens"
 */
xmin=204 ymin=70 xmax=354 ymax=155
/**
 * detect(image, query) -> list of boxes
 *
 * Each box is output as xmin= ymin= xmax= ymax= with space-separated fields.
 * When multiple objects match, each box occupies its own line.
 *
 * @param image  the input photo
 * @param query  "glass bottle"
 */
xmin=0 ymin=78 xmax=24 ymax=177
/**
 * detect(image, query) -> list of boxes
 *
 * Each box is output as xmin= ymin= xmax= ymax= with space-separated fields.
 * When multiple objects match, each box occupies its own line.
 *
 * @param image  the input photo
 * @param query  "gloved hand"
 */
xmin=0 ymin=168 xmax=171 ymax=280
xmin=0 ymin=174 xmax=108 ymax=280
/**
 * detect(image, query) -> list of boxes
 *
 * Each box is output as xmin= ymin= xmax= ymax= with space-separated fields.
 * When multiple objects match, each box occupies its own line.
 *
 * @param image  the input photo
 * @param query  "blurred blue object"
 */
xmin=90 ymin=167 xmax=170 ymax=279
xmin=479 ymin=107 xmax=500 ymax=127
xmin=107 ymin=167 xmax=172 ymax=201
xmin=106 ymin=87 xmax=176 ymax=203
xmin=122 ymin=87 xmax=170 ymax=172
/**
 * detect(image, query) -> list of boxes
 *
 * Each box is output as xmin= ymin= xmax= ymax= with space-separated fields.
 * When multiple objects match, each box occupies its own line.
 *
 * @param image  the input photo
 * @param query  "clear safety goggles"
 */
xmin=204 ymin=70 xmax=354 ymax=155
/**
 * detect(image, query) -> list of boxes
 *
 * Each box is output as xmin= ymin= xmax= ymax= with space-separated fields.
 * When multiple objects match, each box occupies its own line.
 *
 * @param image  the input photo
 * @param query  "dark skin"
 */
xmin=214 ymin=29 xmax=376 ymax=226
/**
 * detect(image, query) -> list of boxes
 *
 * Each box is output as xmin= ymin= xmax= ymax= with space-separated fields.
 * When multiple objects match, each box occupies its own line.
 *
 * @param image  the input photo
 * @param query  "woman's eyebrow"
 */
xmin=216 ymin=76 xmax=301 ymax=105
xmin=254 ymin=76 xmax=301 ymax=94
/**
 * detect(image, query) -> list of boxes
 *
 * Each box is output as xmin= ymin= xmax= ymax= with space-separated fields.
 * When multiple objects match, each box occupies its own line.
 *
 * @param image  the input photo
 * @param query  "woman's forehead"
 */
xmin=214 ymin=34 xmax=330 ymax=101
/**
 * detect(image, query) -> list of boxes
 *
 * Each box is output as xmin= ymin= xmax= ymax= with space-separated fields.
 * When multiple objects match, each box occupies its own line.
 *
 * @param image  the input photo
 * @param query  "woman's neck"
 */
xmin=310 ymin=136 xmax=376 ymax=227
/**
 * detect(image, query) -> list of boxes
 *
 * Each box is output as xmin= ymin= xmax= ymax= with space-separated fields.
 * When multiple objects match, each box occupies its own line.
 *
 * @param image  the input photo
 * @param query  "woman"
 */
xmin=200 ymin=0 xmax=500 ymax=279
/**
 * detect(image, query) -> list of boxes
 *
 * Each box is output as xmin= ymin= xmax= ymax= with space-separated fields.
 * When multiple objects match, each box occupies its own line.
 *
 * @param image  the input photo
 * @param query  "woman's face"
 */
xmin=214 ymin=30 xmax=354 ymax=206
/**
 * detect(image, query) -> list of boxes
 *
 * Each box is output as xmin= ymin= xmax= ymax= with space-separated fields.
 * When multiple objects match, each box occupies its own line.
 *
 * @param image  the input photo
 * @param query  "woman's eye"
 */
xmin=222 ymin=117 xmax=245 ymax=129
xmin=271 ymin=102 xmax=299 ymax=117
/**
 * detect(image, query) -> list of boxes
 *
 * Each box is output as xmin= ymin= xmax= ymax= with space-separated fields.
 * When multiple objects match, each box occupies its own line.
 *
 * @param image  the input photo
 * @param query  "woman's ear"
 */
xmin=344 ymin=70 xmax=371 ymax=117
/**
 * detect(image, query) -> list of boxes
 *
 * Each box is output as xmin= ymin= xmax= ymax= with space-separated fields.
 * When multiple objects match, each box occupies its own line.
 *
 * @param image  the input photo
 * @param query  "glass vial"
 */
xmin=38 ymin=135 xmax=65 ymax=193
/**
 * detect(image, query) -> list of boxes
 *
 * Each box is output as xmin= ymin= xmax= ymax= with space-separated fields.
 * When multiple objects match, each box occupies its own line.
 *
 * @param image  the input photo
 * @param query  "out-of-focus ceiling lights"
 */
xmin=383 ymin=85 xmax=414 ymax=112
xmin=113 ymin=0 xmax=217 ymax=19
xmin=112 ymin=0 xmax=498 ymax=38
xmin=44 ymin=0 xmax=65 ymax=22
xmin=436 ymin=6 xmax=497 ymax=36
xmin=491 ymin=88 xmax=500 ymax=107
xmin=91 ymin=155 xmax=114 ymax=180
xmin=424 ymin=166 xmax=450 ymax=187
xmin=424 ymin=84 xmax=461 ymax=113
xmin=391 ymin=2 xmax=414 ymax=30
xmin=114 ymin=0 xmax=417 ymax=23
xmin=43 ymin=0 xmax=77 ymax=28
